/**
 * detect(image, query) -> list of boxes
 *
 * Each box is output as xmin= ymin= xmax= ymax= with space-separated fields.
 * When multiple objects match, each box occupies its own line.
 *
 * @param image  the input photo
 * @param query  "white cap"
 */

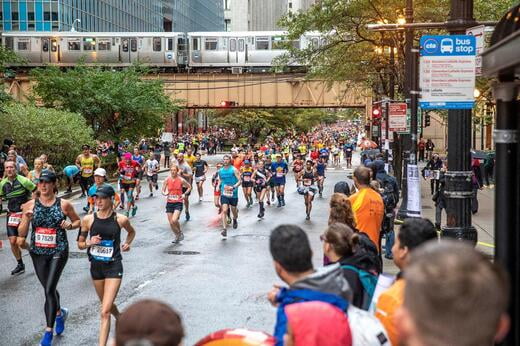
xmin=94 ymin=168 xmax=106 ymax=177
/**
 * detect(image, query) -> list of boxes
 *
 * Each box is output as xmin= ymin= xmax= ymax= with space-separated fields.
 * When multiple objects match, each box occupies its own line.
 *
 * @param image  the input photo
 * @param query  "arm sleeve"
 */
xmin=19 ymin=176 xmax=37 ymax=192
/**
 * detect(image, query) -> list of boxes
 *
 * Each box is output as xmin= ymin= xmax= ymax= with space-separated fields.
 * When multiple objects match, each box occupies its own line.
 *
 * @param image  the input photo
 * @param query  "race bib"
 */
xmin=243 ymin=176 xmax=251 ymax=182
xmin=83 ymin=168 xmax=93 ymax=175
xmin=223 ymin=186 xmax=234 ymax=197
xmin=303 ymin=179 xmax=312 ymax=186
xmin=195 ymin=176 xmax=205 ymax=183
xmin=347 ymin=148 xmax=352 ymax=152
xmin=276 ymin=172 xmax=284 ymax=178
xmin=168 ymin=194 xmax=182 ymax=203
xmin=90 ymin=240 xmax=114 ymax=262
xmin=123 ymin=174 xmax=133 ymax=181
xmin=8 ymin=212 xmax=22 ymax=227
xmin=433 ymin=170 xmax=441 ymax=180
xmin=35 ymin=227 xmax=57 ymax=248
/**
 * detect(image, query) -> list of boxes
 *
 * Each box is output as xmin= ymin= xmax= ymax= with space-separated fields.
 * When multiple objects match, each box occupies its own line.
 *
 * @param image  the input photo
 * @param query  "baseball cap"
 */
xmin=82 ymin=144 xmax=90 ymax=150
xmin=39 ymin=170 xmax=57 ymax=183
xmin=244 ymin=159 xmax=251 ymax=164
xmin=94 ymin=185 xmax=115 ymax=198
xmin=94 ymin=168 xmax=106 ymax=177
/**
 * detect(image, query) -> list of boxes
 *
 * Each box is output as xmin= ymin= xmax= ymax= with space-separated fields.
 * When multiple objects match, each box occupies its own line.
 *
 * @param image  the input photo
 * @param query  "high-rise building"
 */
xmin=0 ymin=1 xmax=224 ymax=33
xmin=163 ymin=0 xmax=224 ymax=32
xmin=223 ymin=0 xmax=287 ymax=32
xmin=287 ymin=0 xmax=316 ymax=13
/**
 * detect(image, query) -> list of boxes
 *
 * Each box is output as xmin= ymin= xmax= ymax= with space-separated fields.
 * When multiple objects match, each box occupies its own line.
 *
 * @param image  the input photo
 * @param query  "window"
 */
xmin=205 ymin=38 xmax=217 ymax=50
xmin=271 ymin=36 xmax=286 ymax=50
xmin=5 ymin=37 xmax=13 ymax=50
xmin=51 ymin=40 xmax=57 ymax=52
xmin=291 ymin=40 xmax=301 ymax=49
xmin=153 ymin=37 xmax=161 ymax=52
xmin=167 ymin=38 xmax=173 ymax=51
xmin=83 ymin=38 xmax=96 ymax=51
xmin=122 ymin=39 xmax=129 ymax=52
xmin=311 ymin=38 xmax=319 ymax=49
xmin=42 ymin=39 xmax=49 ymax=52
xmin=17 ymin=40 xmax=30 ymax=51
xmin=256 ymin=37 xmax=269 ymax=50
xmin=130 ymin=39 xmax=137 ymax=52
xmin=98 ymin=39 xmax=111 ymax=51
xmin=229 ymin=38 xmax=236 ymax=52
xmin=225 ymin=0 xmax=230 ymax=10
xmin=68 ymin=39 xmax=81 ymax=51
xmin=192 ymin=38 xmax=200 ymax=51
xmin=238 ymin=39 xmax=244 ymax=52
xmin=225 ymin=19 xmax=231 ymax=32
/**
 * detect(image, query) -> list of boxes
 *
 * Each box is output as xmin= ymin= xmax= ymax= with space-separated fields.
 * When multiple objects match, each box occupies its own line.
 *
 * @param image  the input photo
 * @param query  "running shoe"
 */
xmin=40 ymin=331 xmax=53 ymax=346
xmin=55 ymin=307 xmax=69 ymax=335
xmin=221 ymin=229 xmax=227 ymax=237
xmin=80 ymin=193 xmax=86 ymax=198
xmin=178 ymin=232 xmax=185 ymax=242
xmin=149 ymin=193 xmax=153 ymax=197
xmin=155 ymin=184 xmax=159 ymax=190
xmin=306 ymin=215 xmax=310 ymax=221
xmin=185 ymin=212 xmax=190 ymax=221
xmin=131 ymin=206 xmax=138 ymax=217
xmin=82 ymin=206 xmax=90 ymax=213
xmin=281 ymin=200 xmax=285 ymax=207
xmin=227 ymin=216 xmax=232 ymax=225
xmin=232 ymin=219 xmax=238 ymax=229
xmin=119 ymin=205 xmax=125 ymax=210
xmin=11 ymin=263 xmax=25 ymax=275
xmin=135 ymin=195 xmax=140 ymax=201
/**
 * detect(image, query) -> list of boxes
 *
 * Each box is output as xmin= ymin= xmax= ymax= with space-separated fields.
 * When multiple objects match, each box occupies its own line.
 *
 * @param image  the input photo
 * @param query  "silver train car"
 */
xmin=1 ymin=31 xmax=323 ymax=72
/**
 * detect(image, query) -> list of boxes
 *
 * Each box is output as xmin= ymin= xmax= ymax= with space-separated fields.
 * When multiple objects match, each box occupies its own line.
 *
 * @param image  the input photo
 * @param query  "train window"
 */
xmin=291 ymin=40 xmax=301 ymax=49
xmin=5 ymin=37 xmax=13 ymax=50
xmin=238 ymin=39 xmax=245 ymax=52
xmin=83 ymin=38 xmax=96 ymax=51
xmin=42 ymin=39 xmax=49 ymax=52
xmin=98 ymin=39 xmax=111 ymax=51
xmin=311 ymin=38 xmax=319 ymax=49
xmin=153 ymin=37 xmax=161 ymax=52
xmin=68 ymin=39 xmax=81 ymax=51
xmin=122 ymin=39 xmax=129 ymax=52
xmin=167 ymin=38 xmax=174 ymax=51
xmin=192 ymin=38 xmax=200 ymax=51
xmin=271 ymin=36 xmax=286 ymax=50
xmin=130 ymin=39 xmax=137 ymax=52
xmin=256 ymin=37 xmax=269 ymax=50
xmin=51 ymin=40 xmax=57 ymax=52
xmin=205 ymin=38 xmax=218 ymax=51
xmin=17 ymin=40 xmax=30 ymax=51
xmin=229 ymin=39 xmax=236 ymax=52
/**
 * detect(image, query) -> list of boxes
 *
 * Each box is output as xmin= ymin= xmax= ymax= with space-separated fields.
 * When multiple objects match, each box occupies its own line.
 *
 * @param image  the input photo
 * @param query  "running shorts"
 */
xmin=120 ymin=182 xmax=136 ymax=190
xmin=90 ymin=260 xmax=123 ymax=280
xmin=166 ymin=202 xmax=184 ymax=213
xmin=146 ymin=174 xmax=158 ymax=183
xmin=220 ymin=196 xmax=238 ymax=206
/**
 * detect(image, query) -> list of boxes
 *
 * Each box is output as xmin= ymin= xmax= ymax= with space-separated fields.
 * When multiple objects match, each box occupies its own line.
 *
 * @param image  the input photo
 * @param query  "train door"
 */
xmin=228 ymin=37 xmax=237 ymax=64
xmin=49 ymin=38 xmax=59 ymax=63
xmin=237 ymin=38 xmax=246 ymax=64
xmin=120 ymin=37 xmax=138 ymax=63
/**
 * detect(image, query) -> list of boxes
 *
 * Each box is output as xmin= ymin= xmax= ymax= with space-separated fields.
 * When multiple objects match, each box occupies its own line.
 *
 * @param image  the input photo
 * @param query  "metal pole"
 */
xmin=480 ymin=103 xmax=485 ymax=150
xmin=396 ymin=0 xmax=413 ymax=220
xmin=493 ymin=81 xmax=519 ymax=346
xmin=441 ymin=0 xmax=477 ymax=242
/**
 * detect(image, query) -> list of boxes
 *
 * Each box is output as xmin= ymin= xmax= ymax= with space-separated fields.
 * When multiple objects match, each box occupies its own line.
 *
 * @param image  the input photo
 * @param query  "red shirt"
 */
xmin=165 ymin=176 xmax=184 ymax=203
xmin=310 ymin=151 xmax=319 ymax=161
xmin=118 ymin=160 xmax=140 ymax=183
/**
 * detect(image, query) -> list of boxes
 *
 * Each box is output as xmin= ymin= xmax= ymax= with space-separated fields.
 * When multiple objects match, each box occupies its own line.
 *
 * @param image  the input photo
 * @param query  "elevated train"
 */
xmin=0 ymin=31 xmax=324 ymax=72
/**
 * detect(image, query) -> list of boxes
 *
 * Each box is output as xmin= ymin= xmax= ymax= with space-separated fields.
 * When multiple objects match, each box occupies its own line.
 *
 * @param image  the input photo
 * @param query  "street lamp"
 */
xmin=71 ymin=19 xmax=81 ymax=32
xmin=397 ymin=16 xmax=406 ymax=25
xmin=473 ymin=88 xmax=481 ymax=98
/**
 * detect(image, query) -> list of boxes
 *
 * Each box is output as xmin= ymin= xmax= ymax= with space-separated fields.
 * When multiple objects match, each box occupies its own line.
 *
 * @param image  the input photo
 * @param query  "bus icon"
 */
xmin=440 ymin=38 xmax=454 ymax=53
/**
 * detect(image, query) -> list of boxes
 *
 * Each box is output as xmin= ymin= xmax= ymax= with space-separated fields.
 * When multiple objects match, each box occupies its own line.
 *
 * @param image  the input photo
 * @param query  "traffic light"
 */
xmin=372 ymin=106 xmax=382 ymax=119
xmin=424 ymin=112 xmax=431 ymax=127
xmin=220 ymin=100 xmax=237 ymax=108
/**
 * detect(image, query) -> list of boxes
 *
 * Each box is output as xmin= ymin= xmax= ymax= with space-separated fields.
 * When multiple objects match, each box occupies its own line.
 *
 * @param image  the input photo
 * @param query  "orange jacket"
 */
xmin=375 ymin=278 xmax=406 ymax=346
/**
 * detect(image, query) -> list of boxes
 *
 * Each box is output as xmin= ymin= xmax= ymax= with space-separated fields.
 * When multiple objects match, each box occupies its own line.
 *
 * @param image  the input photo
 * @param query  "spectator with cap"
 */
xmin=87 ymin=168 xmax=120 ymax=213
xmin=63 ymin=164 xmax=80 ymax=193
xmin=395 ymin=241 xmax=510 ymax=346
xmin=375 ymin=218 xmax=438 ymax=346
xmin=115 ymin=299 xmax=184 ymax=346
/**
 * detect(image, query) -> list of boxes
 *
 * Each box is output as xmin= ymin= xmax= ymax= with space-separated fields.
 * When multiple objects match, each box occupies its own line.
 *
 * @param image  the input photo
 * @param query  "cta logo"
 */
xmin=423 ymin=38 xmax=439 ymax=54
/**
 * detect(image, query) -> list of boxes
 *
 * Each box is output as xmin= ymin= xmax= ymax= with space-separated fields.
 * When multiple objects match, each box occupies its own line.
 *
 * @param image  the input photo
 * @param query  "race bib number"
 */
xmin=8 ymin=212 xmax=23 ymax=227
xmin=276 ymin=172 xmax=284 ymax=178
xmin=243 ymin=176 xmax=251 ymax=182
xmin=83 ymin=168 xmax=93 ymax=175
xmin=35 ymin=227 xmax=57 ymax=248
xmin=123 ymin=174 xmax=134 ymax=181
xmin=167 ymin=194 xmax=182 ymax=203
xmin=347 ymin=148 xmax=352 ymax=152
xmin=223 ymin=186 xmax=234 ymax=197
xmin=90 ymin=240 xmax=114 ymax=262
xmin=303 ymin=179 xmax=312 ymax=186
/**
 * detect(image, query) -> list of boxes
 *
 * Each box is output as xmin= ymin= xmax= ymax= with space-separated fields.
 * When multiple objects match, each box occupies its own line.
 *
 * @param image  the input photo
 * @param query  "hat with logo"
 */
xmin=94 ymin=168 xmax=107 ymax=177
xmin=94 ymin=184 xmax=115 ymax=198
xmin=39 ymin=170 xmax=57 ymax=183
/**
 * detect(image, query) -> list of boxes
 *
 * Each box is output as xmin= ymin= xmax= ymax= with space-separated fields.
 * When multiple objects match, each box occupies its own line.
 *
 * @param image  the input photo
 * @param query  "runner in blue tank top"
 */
xmin=270 ymin=154 xmax=288 ymax=207
xmin=218 ymin=155 xmax=241 ymax=238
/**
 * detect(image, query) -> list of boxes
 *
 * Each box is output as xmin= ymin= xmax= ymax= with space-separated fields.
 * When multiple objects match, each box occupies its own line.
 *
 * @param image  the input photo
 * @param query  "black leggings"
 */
xmin=30 ymin=250 xmax=68 ymax=329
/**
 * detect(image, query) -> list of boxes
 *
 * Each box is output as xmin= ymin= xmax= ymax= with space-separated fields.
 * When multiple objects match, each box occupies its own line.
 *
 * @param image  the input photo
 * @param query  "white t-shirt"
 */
xmin=145 ymin=159 xmax=159 ymax=176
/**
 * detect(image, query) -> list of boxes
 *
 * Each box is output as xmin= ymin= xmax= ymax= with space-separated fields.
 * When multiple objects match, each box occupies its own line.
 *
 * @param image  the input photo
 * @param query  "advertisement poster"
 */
xmin=407 ymin=164 xmax=422 ymax=217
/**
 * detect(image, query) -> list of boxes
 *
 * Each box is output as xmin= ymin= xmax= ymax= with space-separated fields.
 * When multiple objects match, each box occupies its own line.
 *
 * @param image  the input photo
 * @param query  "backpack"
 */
xmin=341 ymin=265 xmax=378 ymax=311
xmin=378 ymin=177 xmax=397 ymax=211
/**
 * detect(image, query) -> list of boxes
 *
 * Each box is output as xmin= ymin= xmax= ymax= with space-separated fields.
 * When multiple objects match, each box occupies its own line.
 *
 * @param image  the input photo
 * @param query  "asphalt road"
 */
xmin=0 ymin=156 xmax=365 ymax=346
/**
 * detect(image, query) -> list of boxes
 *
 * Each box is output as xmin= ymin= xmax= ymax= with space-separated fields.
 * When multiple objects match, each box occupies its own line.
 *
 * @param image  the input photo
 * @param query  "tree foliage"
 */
xmin=31 ymin=65 xmax=181 ymax=141
xmin=0 ymin=102 xmax=94 ymax=170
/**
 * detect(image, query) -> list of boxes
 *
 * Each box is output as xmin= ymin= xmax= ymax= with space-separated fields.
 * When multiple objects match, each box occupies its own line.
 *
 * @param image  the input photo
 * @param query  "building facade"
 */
xmin=223 ymin=0 xmax=287 ymax=32
xmin=287 ymin=0 xmax=316 ymax=13
xmin=0 ymin=0 xmax=223 ymax=33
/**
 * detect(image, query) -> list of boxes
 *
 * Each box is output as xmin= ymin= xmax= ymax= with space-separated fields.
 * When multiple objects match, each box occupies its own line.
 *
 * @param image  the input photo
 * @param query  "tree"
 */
xmin=31 ymin=65 xmax=181 ymax=141
xmin=0 ymin=45 xmax=24 ymax=104
xmin=0 ymin=102 xmax=94 ymax=170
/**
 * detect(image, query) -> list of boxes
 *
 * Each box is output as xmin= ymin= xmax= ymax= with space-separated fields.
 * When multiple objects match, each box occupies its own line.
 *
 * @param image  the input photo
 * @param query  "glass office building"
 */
xmin=0 ymin=0 xmax=164 ymax=32
xmin=163 ymin=0 xmax=224 ymax=32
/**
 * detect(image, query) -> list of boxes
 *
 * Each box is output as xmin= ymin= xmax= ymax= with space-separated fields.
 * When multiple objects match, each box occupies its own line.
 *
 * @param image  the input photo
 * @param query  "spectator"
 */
xmin=375 ymin=218 xmax=438 ymax=346
xmin=328 ymin=193 xmax=381 ymax=273
xmin=396 ymin=241 xmax=510 ymax=346
xmin=322 ymin=223 xmax=378 ymax=310
xmin=423 ymin=154 xmax=443 ymax=195
xmin=348 ymin=167 xmax=384 ymax=251
xmin=7 ymin=149 xmax=29 ymax=176
xmin=432 ymin=170 xmax=447 ymax=230
xmin=483 ymin=152 xmax=495 ymax=187
xmin=63 ymin=164 xmax=80 ymax=193
xmin=163 ymin=142 xmax=171 ymax=168
xmin=268 ymin=224 xmax=352 ymax=346
xmin=418 ymin=138 xmax=426 ymax=162
xmin=425 ymin=139 xmax=435 ymax=160
xmin=115 ymin=299 xmax=184 ymax=346
xmin=284 ymin=301 xmax=352 ymax=346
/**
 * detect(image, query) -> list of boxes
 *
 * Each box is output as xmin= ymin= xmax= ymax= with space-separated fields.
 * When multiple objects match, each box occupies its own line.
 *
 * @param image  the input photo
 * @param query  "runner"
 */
xmin=316 ymin=156 xmax=327 ymax=198
xmin=75 ymin=144 xmax=101 ymax=198
xmin=77 ymin=185 xmax=136 ymax=346
xmin=344 ymin=141 xmax=354 ymax=168
xmin=117 ymin=153 xmax=140 ymax=217
xmin=271 ymin=154 xmax=288 ymax=208
xmin=211 ymin=163 xmax=223 ymax=212
xmin=332 ymin=145 xmax=341 ymax=166
xmin=297 ymin=160 xmax=318 ymax=220
xmin=218 ymin=155 xmax=241 ymax=237
xmin=87 ymin=168 xmax=121 ymax=214
xmin=193 ymin=153 xmax=209 ymax=202
xmin=0 ymin=160 xmax=36 ymax=275
xmin=291 ymin=154 xmax=304 ymax=187
xmin=319 ymin=146 xmax=330 ymax=164
xmin=184 ymin=148 xmax=197 ymax=169
xmin=144 ymin=153 xmax=160 ymax=197
xmin=241 ymin=160 xmax=254 ymax=208
xmin=176 ymin=153 xmax=193 ymax=221
xmin=162 ymin=165 xmax=192 ymax=243
xmin=264 ymin=156 xmax=275 ymax=205
xmin=28 ymin=158 xmax=44 ymax=184
xmin=131 ymin=147 xmax=145 ymax=201
xmin=252 ymin=160 xmax=271 ymax=219
xmin=17 ymin=170 xmax=81 ymax=346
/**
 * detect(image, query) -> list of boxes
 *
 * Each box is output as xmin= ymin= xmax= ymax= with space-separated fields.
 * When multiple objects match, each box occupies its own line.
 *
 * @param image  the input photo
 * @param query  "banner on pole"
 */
xmin=388 ymin=103 xmax=408 ymax=132
xmin=407 ymin=164 xmax=422 ymax=217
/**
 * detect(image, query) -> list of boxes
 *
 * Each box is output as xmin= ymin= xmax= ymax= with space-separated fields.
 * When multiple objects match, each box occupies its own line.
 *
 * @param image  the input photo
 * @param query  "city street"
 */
xmin=0 ymin=153 xmax=496 ymax=345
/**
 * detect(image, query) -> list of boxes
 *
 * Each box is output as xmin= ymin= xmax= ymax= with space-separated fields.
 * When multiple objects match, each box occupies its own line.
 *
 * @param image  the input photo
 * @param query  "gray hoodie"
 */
xmin=290 ymin=263 xmax=353 ymax=303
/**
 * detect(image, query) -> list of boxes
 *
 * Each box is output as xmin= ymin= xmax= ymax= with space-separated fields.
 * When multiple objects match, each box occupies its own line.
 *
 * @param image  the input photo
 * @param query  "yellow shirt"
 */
xmin=80 ymin=156 xmax=95 ymax=178
xmin=375 ymin=279 xmax=406 ymax=346
xmin=185 ymin=154 xmax=196 ymax=168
